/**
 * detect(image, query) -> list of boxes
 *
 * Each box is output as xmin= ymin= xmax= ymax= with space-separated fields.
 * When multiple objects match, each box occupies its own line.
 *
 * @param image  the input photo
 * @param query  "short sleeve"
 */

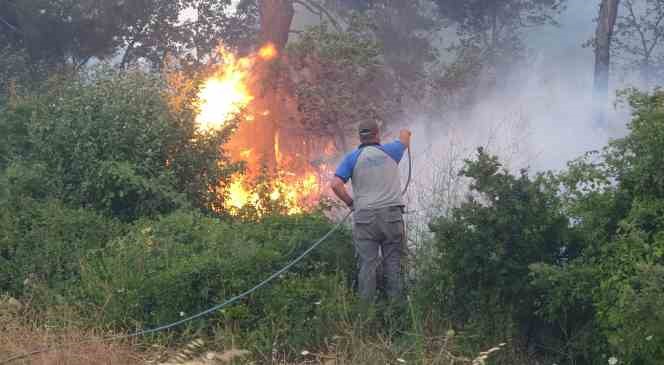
xmin=334 ymin=150 xmax=360 ymax=183
xmin=381 ymin=140 xmax=406 ymax=163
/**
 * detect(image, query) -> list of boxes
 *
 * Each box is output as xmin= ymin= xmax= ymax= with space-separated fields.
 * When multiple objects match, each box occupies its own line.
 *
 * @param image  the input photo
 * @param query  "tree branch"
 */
xmin=293 ymin=0 xmax=319 ymax=16
xmin=0 ymin=14 xmax=19 ymax=33
xmin=293 ymin=0 xmax=341 ymax=31
xmin=647 ymin=6 xmax=664 ymax=55
xmin=625 ymin=0 xmax=650 ymax=57
xmin=74 ymin=55 xmax=93 ymax=71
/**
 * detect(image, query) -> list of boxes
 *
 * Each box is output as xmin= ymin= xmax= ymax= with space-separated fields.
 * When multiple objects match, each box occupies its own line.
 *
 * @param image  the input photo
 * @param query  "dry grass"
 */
xmin=0 ymin=295 xmax=515 ymax=365
xmin=0 ymin=326 xmax=143 ymax=365
xmin=0 ymin=297 xmax=144 ymax=365
xmin=0 ymin=316 xmax=507 ymax=365
xmin=145 ymin=325 xmax=508 ymax=365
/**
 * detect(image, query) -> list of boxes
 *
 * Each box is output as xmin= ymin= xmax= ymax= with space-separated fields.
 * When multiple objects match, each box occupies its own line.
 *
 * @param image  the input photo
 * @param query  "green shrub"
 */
xmin=559 ymin=91 xmax=664 ymax=364
xmin=77 ymin=210 xmax=355 ymax=353
xmin=612 ymin=264 xmax=664 ymax=362
xmin=415 ymin=90 xmax=664 ymax=364
xmin=0 ymin=69 xmax=238 ymax=220
xmin=0 ymin=197 xmax=121 ymax=299
xmin=421 ymin=149 xmax=570 ymax=344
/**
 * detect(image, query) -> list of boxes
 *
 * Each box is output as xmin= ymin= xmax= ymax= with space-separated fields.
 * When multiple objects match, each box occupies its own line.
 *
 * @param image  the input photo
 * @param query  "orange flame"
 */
xmin=226 ymin=175 xmax=259 ymax=210
xmin=223 ymin=172 xmax=323 ymax=215
xmin=258 ymin=43 xmax=278 ymax=60
xmin=195 ymin=43 xmax=333 ymax=216
xmin=195 ymin=43 xmax=277 ymax=132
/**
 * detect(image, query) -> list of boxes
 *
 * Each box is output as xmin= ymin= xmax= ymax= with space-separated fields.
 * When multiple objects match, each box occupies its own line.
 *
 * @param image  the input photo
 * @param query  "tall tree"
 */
xmin=0 ymin=0 xmax=129 ymax=69
xmin=259 ymin=0 xmax=295 ymax=49
xmin=172 ymin=0 xmax=258 ymax=67
xmin=224 ymin=0 xmax=296 ymax=172
xmin=289 ymin=24 xmax=402 ymax=152
xmin=0 ymin=0 xmax=256 ymax=71
xmin=328 ymin=0 xmax=441 ymax=97
xmin=433 ymin=0 xmax=566 ymax=68
xmin=613 ymin=0 xmax=664 ymax=89
xmin=594 ymin=0 xmax=620 ymax=126
xmin=119 ymin=0 xmax=187 ymax=69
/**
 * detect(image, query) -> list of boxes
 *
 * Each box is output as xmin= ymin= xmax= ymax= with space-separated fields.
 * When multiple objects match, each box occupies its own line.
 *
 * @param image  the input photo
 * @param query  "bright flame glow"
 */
xmin=258 ymin=43 xmax=278 ymax=60
xmin=224 ymin=173 xmax=323 ymax=215
xmin=194 ymin=43 xmax=334 ymax=217
xmin=226 ymin=175 xmax=259 ymax=210
xmin=196 ymin=77 xmax=252 ymax=131
xmin=239 ymin=149 xmax=253 ymax=158
xmin=195 ymin=43 xmax=277 ymax=132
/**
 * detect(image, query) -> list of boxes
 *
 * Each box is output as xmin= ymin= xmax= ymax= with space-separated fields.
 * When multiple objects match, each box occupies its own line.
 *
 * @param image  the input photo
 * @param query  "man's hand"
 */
xmin=399 ymin=129 xmax=412 ymax=148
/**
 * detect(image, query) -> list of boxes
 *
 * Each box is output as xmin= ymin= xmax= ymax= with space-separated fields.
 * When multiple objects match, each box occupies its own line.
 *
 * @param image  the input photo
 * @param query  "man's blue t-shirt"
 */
xmin=334 ymin=140 xmax=406 ymax=210
xmin=334 ymin=141 xmax=407 ymax=183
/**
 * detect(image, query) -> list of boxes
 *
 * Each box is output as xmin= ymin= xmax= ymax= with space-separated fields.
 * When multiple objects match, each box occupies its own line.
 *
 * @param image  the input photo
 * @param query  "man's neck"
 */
xmin=359 ymin=141 xmax=381 ymax=148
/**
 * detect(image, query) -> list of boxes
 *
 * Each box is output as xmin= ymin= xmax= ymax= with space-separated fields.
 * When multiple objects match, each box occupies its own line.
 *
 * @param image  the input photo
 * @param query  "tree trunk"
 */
xmin=593 ymin=0 xmax=620 ymax=126
xmin=232 ymin=1 xmax=295 ymax=171
xmin=640 ymin=58 xmax=652 ymax=90
xmin=259 ymin=0 xmax=295 ymax=50
xmin=120 ymin=40 xmax=136 ymax=69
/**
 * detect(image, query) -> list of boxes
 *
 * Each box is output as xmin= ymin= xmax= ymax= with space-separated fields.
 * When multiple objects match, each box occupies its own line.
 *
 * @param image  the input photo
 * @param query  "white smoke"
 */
xmin=401 ymin=1 xmax=637 ymax=244
xmin=290 ymin=1 xmax=642 ymax=240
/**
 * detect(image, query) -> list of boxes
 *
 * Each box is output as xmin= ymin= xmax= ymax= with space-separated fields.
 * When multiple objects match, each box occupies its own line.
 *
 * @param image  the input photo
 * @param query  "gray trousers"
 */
xmin=353 ymin=206 xmax=404 ymax=302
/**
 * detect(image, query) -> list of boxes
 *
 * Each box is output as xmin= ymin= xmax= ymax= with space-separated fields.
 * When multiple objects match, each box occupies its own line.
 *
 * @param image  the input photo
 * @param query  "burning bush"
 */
xmin=183 ymin=24 xmax=403 ymax=217
xmin=182 ymin=42 xmax=330 ymax=216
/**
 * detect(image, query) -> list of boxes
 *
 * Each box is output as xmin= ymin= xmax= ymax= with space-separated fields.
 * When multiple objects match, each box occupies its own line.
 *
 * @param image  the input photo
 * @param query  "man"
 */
xmin=331 ymin=120 xmax=412 ymax=302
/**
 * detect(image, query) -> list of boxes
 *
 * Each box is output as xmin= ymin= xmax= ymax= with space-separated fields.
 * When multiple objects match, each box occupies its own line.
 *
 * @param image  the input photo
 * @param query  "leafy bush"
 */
xmin=0 ymin=69 xmax=237 ymax=220
xmin=559 ymin=91 xmax=664 ymax=364
xmin=0 ymin=65 xmax=364 ymax=360
xmin=419 ymin=148 xmax=571 ymax=351
xmin=608 ymin=90 xmax=664 ymax=200
xmin=613 ymin=264 xmax=664 ymax=361
xmin=467 ymin=90 xmax=664 ymax=364
xmin=77 ymin=210 xmax=355 ymax=352
xmin=412 ymin=90 xmax=664 ymax=364
xmin=0 ymin=196 xmax=121 ymax=300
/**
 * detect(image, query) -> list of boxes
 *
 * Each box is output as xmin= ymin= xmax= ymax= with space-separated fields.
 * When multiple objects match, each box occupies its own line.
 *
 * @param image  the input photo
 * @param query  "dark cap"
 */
xmin=358 ymin=120 xmax=379 ymax=136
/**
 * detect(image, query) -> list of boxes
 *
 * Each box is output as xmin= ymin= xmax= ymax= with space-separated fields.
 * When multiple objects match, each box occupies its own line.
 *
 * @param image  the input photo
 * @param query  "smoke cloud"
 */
xmin=400 ymin=1 xmax=637 ymax=237
xmin=412 ymin=1 xmax=629 ymax=174
xmin=291 ymin=2 xmax=641 ymax=230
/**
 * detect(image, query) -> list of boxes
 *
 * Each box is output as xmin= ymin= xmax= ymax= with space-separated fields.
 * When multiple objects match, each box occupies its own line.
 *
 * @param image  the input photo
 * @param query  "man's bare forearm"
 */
xmin=331 ymin=177 xmax=353 ymax=208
